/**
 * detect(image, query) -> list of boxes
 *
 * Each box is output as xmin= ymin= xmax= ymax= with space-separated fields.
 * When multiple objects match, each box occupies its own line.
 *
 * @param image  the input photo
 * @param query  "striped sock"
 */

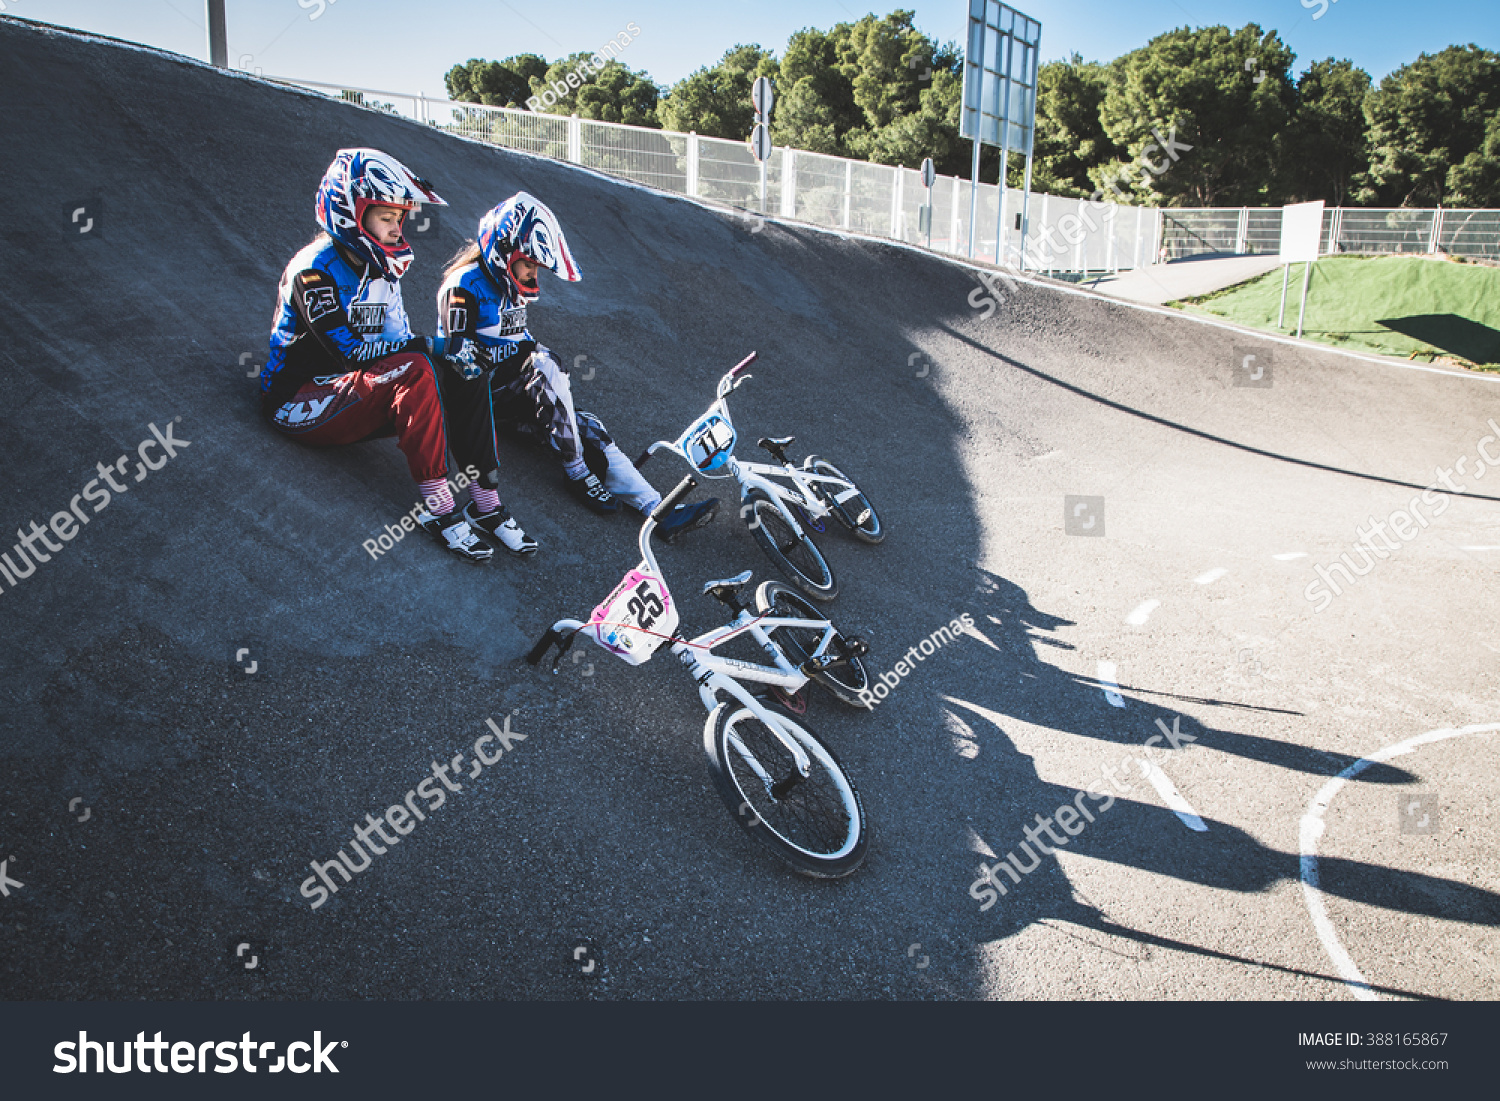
xmin=418 ymin=477 xmax=455 ymax=516
xmin=471 ymin=486 xmax=501 ymax=514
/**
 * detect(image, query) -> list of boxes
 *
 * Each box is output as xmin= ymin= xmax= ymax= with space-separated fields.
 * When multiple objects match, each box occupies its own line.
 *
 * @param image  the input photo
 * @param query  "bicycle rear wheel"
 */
xmin=703 ymin=700 xmax=868 ymax=878
xmin=745 ymin=490 xmax=838 ymax=602
xmin=754 ymin=581 xmax=872 ymax=709
xmin=804 ymin=456 xmax=884 ymax=545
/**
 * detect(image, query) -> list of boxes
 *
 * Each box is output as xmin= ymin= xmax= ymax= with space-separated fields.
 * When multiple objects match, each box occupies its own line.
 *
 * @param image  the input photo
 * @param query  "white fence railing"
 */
xmin=274 ymin=77 xmax=1500 ymax=271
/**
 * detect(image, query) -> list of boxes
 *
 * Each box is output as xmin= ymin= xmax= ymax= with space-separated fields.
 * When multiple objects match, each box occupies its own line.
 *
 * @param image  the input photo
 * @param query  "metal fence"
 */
xmin=276 ymin=77 xmax=1499 ymax=271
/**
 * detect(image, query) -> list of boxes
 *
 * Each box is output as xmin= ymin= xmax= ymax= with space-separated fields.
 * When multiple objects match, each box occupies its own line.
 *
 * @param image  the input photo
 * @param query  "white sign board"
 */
xmin=1279 ymin=200 xmax=1325 ymax=264
xmin=961 ymin=0 xmax=1041 ymax=150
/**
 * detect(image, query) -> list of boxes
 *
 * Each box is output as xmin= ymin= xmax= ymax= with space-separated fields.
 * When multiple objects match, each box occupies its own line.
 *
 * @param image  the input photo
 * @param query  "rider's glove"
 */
xmin=436 ymin=334 xmax=485 ymax=381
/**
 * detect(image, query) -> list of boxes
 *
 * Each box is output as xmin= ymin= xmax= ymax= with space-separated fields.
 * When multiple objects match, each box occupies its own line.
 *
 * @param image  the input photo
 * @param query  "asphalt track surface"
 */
xmin=2 ymin=18 xmax=1497 ymax=1001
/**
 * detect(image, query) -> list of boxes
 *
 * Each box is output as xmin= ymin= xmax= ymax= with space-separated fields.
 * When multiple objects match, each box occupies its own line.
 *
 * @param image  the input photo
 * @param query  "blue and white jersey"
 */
xmin=262 ymin=236 xmax=415 ymax=410
xmin=435 ymin=261 xmax=536 ymax=382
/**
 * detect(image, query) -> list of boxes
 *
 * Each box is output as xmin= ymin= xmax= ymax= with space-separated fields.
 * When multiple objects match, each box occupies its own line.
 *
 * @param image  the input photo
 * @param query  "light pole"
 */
xmin=206 ymin=0 xmax=227 ymax=68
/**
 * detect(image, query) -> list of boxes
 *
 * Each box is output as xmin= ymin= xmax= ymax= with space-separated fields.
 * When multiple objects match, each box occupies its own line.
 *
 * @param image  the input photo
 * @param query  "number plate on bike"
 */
xmin=585 ymin=568 xmax=678 ymax=665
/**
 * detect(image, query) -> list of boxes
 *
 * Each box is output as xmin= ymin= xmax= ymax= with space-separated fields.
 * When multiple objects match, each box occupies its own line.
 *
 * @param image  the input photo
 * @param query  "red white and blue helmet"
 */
xmin=477 ymin=192 xmax=581 ymax=303
xmin=315 ymin=148 xmax=446 ymax=282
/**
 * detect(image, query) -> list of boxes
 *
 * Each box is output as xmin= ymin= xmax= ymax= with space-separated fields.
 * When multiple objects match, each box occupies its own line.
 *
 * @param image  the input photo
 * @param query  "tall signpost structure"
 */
xmin=960 ymin=1 xmax=1041 ymax=265
xmin=750 ymin=77 xmax=774 ymax=216
xmin=206 ymin=0 xmax=227 ymax=68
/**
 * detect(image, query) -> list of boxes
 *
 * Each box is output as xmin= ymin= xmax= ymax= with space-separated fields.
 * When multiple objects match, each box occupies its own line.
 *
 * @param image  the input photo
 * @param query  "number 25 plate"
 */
xmin=585 ymin=568 xmax=678 ymax=665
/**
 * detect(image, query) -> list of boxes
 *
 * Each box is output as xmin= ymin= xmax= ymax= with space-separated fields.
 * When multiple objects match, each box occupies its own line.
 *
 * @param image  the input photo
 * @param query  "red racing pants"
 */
xmin=267 ymin=352 xmax=450 ymax=484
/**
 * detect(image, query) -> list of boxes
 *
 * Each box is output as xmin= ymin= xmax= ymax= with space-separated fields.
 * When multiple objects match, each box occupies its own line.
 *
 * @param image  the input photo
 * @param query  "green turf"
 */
xmin=1174 ymin=255 xmax=1500 ymax=369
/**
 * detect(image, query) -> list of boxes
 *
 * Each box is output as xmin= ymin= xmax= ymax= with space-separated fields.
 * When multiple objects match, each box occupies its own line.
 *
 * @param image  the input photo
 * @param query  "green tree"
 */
xmin=445 ymin=55 xmax=548 ymax=107
xmin=1096 ymin=24 xmax=1296 ymax=206
xmin=1279 ymin=59 xmax=1371 ymax=205
xmin=1031 ymin=55 xmax=1117 ymax=198
xmin=1356 ymin=45 xmax=1500 ymax=207
xmin=530 ymin=52 xmax=661 ymax=127
xmin=657 ymin=45 xmax=777 ymax=139
xmin=1447 ymin=111 xmax=1500 ymax=207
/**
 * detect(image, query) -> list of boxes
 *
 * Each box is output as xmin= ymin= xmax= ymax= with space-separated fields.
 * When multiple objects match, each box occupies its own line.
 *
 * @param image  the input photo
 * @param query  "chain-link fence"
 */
xmin=273 ymin=77 xmax=1499 ymax=272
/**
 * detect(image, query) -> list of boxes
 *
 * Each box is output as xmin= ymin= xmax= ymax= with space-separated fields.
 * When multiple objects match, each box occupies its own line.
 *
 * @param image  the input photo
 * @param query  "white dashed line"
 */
xmin=1136 ymin=757 xmax=1208 ymax=831
xmin=1299 ymin=722 xmax=1500 ymax=1001
xmin=1273 ymin=552 xmax=1307 ymax=561
xmin=1125 ymin=600 xmax=1160 ymax=626
xmin=1194 ymin=567 xmax=1227 ymax=585
xmin=1096 ymin=662 xmax=1126 ymax=708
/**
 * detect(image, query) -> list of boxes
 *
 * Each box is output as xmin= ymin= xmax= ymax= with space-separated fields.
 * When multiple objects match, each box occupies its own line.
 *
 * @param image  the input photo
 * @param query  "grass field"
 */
xmin=1174 ymin=254 xmax=1500 ymax=370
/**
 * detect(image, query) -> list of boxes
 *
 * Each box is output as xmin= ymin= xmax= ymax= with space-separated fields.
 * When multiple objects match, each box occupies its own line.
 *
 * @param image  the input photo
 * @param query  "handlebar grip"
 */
xmin=729 ymin=351 xmax=757 ymax=376
xmin=525 ymin=627 xmax=560 ymax=666
xmin=650 ymin=476 xmax=698 ymax=523
xmin=635 ymin=446 xmax=653 ymax=468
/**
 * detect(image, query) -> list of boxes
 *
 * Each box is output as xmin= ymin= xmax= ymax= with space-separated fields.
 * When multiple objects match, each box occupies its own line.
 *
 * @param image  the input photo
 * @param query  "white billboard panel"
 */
xmin=1280 ymin=200 xmax=1325 ymax=263
xmin=961 ymin=0 xmax=1041 ymax=150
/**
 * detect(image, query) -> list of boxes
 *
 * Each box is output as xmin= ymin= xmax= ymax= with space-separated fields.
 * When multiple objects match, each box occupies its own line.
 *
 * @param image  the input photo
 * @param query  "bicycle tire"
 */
xmin=753 ymin=581 xmax=872 ymax=709
xmin=703 ymin=700 xmax=868 ymax=878
xmin=803 ymin=456 xmax=884 ymax=545
xmin=745 ymin=490 xmax=838 ymax=602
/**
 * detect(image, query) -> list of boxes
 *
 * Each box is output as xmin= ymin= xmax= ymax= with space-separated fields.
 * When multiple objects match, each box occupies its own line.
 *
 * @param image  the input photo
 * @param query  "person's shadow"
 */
xmin=901 ymin=570 xmax=1493 ymax=999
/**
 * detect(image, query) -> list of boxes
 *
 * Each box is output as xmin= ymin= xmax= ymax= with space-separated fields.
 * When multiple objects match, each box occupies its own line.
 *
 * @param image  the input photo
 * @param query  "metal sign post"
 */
xmin=961 ymin=1 xmax=1041 ymax=264
xmin=921 ymin=157 xmax=936 ymax=248
xmin=206 ymin=0 xmax=227 ymax=68
xmin=751 ymin=77 xmax=774 ymax=216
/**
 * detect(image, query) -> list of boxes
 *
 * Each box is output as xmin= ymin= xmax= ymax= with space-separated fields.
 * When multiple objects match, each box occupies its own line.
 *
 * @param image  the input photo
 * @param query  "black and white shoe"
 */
xmin=462 ymin=501 xmax=539 ymax=557
xmin=567 ymin=471 xmax=620 ymax=514
xmin=416 ymin=509 xmax=493 ymax=562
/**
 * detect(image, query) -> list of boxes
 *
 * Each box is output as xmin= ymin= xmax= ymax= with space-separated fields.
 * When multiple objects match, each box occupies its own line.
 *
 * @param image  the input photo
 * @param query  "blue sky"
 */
xmin=10 ymin=0 xmax=1496 ymax=96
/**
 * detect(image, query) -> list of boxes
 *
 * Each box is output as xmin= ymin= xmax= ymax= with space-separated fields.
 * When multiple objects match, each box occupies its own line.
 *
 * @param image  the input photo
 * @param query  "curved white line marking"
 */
xmin=1096 ymin=661 xmax=1126 ymax=708
xmin=1299 ymin=722 xmax=1500 ymax=1001
xmin=1125 ymin=600 xmax=1160 ymax=626
xmin=1194 ymin=567 xmax=1227 ymax=585
xmin=1273 ymin=552 xmax=1308 ymax=561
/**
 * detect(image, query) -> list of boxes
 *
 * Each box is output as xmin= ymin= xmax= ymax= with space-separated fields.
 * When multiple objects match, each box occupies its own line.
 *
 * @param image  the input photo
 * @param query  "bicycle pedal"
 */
xmin=842 ymin=636 xmax=871 ymax=658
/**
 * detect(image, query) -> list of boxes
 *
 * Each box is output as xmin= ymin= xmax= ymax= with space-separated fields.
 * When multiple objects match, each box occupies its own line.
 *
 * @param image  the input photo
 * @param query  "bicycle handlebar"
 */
xmin=650 ymin=475 xmax=698 ymax=524
xmin=729 ymin=351 xmax=757 ymax=376
xmin=525 ymin=627 xmax=560 ymax=666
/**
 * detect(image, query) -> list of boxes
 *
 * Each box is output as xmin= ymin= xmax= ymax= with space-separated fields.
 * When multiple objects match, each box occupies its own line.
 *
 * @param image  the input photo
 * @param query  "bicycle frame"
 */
xmin=535 ymin=479 xmax=852 ymax=778
xmin=640 ymin=357 xmax=864 ymax=538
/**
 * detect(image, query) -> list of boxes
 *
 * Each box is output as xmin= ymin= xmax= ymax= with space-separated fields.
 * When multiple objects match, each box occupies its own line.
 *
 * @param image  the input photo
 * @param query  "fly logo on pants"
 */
xmin=275 ymin=395 xmax=335 ymax=427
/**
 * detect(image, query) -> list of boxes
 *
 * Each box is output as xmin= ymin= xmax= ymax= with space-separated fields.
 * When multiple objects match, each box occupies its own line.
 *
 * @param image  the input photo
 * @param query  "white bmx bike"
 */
xmin=637 ymin=352 xmax=884 ymax=602
xmin=526 ymin=475 xmax=873 ymax=877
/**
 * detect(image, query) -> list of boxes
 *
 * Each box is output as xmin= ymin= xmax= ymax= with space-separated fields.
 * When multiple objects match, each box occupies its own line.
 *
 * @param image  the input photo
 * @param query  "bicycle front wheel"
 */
xmin=805 ymin=456 xmax=884 ymax=545
xmin=704 ymin=700 xmax=868 ymax=878
xmin=745 ymin=491 xmax=838 ymax=602
xmin=754 ymin=581 xmax=872 ymax=709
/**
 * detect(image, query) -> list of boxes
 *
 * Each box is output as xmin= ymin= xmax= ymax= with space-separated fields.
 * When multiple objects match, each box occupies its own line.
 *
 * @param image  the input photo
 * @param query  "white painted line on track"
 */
xmin=1460 ymin=545 xmax=1500 ymax=551
xmin=1272 ymin=552 xmax=1308 ymax=561
xmin=1096 ymin=662 xmax=1126 ymax=708
xmin=1136 ymin=757 xmax=1208 ymax=831
xmin=1299 ymin=722 xmax=1500 ymax=1001
xmin=1125 ymin=600 xmax=1160 ymax=626
xmin=1194 ymin=567 xmax=1227 ymax=585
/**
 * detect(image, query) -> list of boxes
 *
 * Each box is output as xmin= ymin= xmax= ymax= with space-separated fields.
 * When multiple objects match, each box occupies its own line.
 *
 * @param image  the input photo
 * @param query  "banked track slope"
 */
xmin=2 ymin=16 xmax=1497 ymax=1000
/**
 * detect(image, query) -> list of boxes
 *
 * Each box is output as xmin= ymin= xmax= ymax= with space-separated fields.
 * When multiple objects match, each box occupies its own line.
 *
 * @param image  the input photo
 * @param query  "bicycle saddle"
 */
xmin=702 ymin=569 xmax=753 ymax=601
xmin=757 ymin=435 xmax=795 ymax=459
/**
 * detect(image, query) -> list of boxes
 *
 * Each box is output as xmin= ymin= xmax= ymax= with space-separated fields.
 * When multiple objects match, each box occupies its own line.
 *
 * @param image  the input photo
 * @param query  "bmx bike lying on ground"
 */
xmin=526 ymin=475 xmax=874 ymax=877
xmin=637 ymin=351 xmax=884 ymax=602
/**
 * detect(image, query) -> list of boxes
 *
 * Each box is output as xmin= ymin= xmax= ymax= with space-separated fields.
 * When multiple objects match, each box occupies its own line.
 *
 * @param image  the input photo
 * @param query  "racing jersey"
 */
xmin=435 ymin=261 xmax=537 ymax=385
xmin=262 ymin=236 xmax=417 ymax=414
